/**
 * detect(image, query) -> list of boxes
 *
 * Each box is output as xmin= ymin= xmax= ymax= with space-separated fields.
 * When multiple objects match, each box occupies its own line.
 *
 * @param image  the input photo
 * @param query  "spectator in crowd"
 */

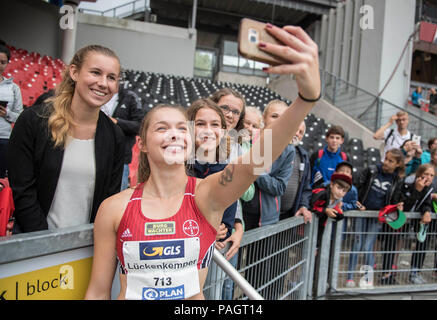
xmin=0 ymin=43 xmax=23 ymax=178
xmin=8 ymin=45 xmax=125 ymax=233
xmin=84 ymin=23 xmax=321 ymax=300
xmin=242 ymin=100 xmax=295 ymax=230
xmin=310 ymin=172 xmax=352 ymax=248
xmin=390 ymin=164 xmax=434 ymax=285
xmin=310 ymin=125 xmax=349 ymax=188
xmin=280 ymin=121 xmax=312 ymax=224
xmin=186 ymin=98 xmax=243 ymax=255
xmin=428 ymin=87 xmax=437 ymax=115
xmin=209 ymin=87 xmax=248 ymax=252
xmin=323 ymin=161 xmax=359 ymax=213
xmin=346 ymin=148 xmax=405 ymax=287
xmin=210 ymin=87 xmax=246 ymax=161
xmin=373 ymin=111 xmax=416 ymax=160
xmin=101 ymin=84 xmax=144 ymax=190
xmin=240 ymin=106 xmax=264 ymax=202
xmin=411 ymin=86 xmax=423 ymax=109
xmin=421 ymin=137 xmax=437 ymax=164
xmin=400 ymin=139 xmax=422 ymax=175
xmin=186 ymin=98 xmax=244 ymax=300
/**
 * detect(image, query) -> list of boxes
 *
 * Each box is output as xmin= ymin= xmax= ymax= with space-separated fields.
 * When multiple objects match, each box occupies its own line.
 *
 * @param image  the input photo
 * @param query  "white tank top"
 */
xmin=47 ymin=137 xmax=96 ymax=229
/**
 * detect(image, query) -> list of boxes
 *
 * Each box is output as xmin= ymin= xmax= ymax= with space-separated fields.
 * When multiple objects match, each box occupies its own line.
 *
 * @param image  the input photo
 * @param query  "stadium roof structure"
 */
xmin=149 ymin=0 xmax=341 ymax=34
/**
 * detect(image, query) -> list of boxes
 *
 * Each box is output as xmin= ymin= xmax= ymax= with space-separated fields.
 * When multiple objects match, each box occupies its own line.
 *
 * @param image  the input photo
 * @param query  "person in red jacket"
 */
xmin=311 ymin=172 xmax=352 ymax=248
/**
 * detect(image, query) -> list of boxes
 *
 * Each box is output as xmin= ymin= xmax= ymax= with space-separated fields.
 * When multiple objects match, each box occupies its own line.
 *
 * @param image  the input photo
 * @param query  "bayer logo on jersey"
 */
xmin=139 ymin=240 xmax=185 ymax=260
xmin=142 ymin=285 xmax=185 ymax=300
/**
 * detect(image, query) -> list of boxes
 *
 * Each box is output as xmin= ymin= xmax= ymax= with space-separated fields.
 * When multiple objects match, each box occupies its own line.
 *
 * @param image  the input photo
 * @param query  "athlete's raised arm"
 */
xmin=196 ymin=24 xmax=321 ymax=226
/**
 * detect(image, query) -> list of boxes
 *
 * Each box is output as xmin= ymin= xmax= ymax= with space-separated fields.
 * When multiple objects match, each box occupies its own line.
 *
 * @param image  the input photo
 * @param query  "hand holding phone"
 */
xmin=412 ymin=135 xmax=421 ymax=146
xmin=238 ymin=18 xmax=288 ymax=66
xmin=239 ymin=19 xmax=321 ymax=101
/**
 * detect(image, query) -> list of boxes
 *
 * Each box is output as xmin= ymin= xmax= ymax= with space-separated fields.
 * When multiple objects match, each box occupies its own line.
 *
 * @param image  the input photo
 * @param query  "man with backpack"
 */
xmin=373 ymin=111 xmax=417 ymax=161
xmin=310 ymin=125 xmax=349 ymax=189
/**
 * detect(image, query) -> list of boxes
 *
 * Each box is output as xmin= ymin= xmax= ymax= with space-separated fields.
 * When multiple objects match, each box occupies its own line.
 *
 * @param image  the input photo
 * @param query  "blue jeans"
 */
xmin=347 ymin=218 xmax=382 ymax=280
xmin=222 ymin=251 xmax=238 ymax=300
xmin=120 ymin=164 xmax=130 ymax=191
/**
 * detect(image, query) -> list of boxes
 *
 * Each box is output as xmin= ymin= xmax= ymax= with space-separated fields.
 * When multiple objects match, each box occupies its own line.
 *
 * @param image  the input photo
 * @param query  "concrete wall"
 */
xmin=76 ymin=13 xmax=196 ymax=77
xmin=316 ymin=0 xmax=416 ymax=109
xmin=0 ymin=0 xmax=62 ymax=58
xmin=268 ymin=75 xmax=382 ymax=150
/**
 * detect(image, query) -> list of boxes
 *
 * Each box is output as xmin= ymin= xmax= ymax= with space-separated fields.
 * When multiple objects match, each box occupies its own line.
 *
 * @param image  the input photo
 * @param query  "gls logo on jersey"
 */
xmin=139 ymin=240 xmax=185 ymax=260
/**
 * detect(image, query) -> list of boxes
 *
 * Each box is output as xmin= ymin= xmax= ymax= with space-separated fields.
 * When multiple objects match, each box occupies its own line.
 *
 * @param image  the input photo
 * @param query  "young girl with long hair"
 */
xmin=8 ymin=45 xmax=125 ymax=233
xmin=347 ymin=148 xmax=405 ymax=287
xmin=395 ymin=163 xmax=434 ymax=284
xmin=84 ymin=23 xmax=321 ymax=300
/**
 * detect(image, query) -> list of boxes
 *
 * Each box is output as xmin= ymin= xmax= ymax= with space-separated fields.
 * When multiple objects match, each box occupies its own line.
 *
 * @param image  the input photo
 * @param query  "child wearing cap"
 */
xmin=346 ymin=148 xmax=405 ymax=287
xmin=311 ymin=172 xmax=352 ymax=248
xmin=390 ymin=163 xmax=434 ymax=285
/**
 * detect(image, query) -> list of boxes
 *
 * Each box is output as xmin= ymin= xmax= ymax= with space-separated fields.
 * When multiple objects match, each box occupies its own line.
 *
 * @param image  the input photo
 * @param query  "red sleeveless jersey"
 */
xmin=116 ymin=176 xmax=217 ymax=273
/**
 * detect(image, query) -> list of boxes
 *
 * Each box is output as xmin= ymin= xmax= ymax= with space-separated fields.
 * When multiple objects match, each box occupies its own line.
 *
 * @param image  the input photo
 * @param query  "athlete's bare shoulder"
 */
xmin=96 ymin=186 xmax=137 ymax=222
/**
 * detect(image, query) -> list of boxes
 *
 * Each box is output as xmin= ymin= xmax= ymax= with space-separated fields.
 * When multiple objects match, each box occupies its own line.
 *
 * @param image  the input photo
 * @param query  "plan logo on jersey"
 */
xmin=139 ymin=240 xmax=185 ymax=260
xmin=183 ymin=220 xmax=199 ymax=237
xmin=142 ymin=285 xmax=185 ymax=300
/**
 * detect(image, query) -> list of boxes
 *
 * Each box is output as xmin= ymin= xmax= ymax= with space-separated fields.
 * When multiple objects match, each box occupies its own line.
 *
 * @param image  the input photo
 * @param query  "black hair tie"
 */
xmin=298 ymin=92 xmax=321 ymax=103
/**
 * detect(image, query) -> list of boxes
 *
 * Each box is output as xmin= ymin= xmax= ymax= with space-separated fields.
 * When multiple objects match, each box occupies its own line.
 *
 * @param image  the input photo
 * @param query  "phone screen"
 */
xmin=0 ymin=101 xmax=8 ymax=108
xmin=412 ymin=135 xmax=421 ymax=146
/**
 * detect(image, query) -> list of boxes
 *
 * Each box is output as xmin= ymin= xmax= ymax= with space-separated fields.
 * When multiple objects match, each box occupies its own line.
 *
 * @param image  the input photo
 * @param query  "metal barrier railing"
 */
xmin=323 ymin=211 xmax=437 ymax=297
xmin=2 ymin=211 xmax=436 ymax=300
xmin=321 ymin=69 xmax=437 ymax=144
xmin=203 ymin=215 xmax=318 ymax=300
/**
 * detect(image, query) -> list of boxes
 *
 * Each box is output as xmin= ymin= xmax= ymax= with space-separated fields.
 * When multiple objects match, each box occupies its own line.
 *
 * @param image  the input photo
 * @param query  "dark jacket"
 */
xmin=310 ymin=186 xmax=344 ymax=246
xmin=8 ymin=103 xmax=125 ymax=233
xmin=392 ymin=182 xmax=433 ymax=216
xmin=188 ymin=160 xmax=237 ymax=240
xmin=287 ymin=145 xmax=312 ymax=216
xmin=112 ymin=89 xmax=144 ymax=164
xmin=355 ymin=164 xmax=402 ymax=206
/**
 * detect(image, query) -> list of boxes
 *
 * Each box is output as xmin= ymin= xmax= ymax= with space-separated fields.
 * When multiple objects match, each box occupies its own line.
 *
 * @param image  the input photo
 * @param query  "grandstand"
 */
xmin=3 ymin=46 xmax=64 ymax=106
xmin=1 ymin=0 xmax=437 ymax=303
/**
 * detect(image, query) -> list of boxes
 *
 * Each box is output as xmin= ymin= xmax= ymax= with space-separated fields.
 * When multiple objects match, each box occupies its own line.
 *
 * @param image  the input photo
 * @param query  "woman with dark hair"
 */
xmin=8 ymin=45 xmax=125 ymax=233
xmin=0 ymin=43 xmax=23 ymax=178
xmin=84 ymin=23 xmax=321 ymax=300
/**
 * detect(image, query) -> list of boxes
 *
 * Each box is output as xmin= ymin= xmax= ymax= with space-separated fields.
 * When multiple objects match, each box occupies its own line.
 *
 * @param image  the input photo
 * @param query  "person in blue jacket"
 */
xmin=411 ymin=86 xmax=422 ymax=108
xmin=242 ymin=100 xmax=295 ymax=230
xmin=310 ymin=125 xmax=349 ymax=188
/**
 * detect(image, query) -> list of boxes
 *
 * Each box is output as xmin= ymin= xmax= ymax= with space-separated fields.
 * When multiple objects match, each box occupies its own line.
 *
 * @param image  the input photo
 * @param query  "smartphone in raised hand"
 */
xmin=238 ymin=18 xmax=288 ymax=66
xmin=412 ymin=135 xmax=421 ymax=147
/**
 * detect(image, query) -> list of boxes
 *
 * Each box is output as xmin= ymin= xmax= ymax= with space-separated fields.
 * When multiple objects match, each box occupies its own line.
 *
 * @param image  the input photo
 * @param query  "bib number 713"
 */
xmin=154 ymin=277 xmax=172 ymax=286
